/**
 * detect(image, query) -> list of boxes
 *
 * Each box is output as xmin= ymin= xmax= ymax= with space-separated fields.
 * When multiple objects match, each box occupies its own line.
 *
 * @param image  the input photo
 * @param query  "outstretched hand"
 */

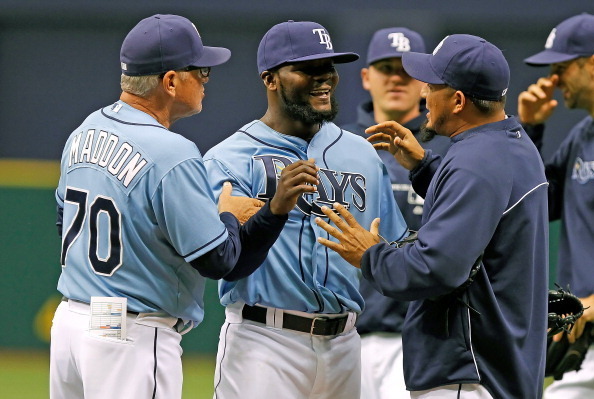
xmin=269 ymin=158 xmax=319 ymax=215
xmin=366 ymin=121 xmax=425 ymax=171
xmin=315 ymin=203 xmax=381 ymax=268
xmin=218 ymin=182 xmax=265 ymax=224
xmin=517 ymin=75 xmax=558 ymax=125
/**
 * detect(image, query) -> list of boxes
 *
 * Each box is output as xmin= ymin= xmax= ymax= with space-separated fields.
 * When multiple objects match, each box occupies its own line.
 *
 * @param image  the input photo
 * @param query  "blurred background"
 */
xmin=0 ymin=0 xmax=591 ymax=397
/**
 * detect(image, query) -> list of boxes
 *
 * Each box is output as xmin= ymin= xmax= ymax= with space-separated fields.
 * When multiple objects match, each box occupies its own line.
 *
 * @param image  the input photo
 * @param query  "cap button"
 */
xmin=288 ymin=20 xmax=294 ymax=23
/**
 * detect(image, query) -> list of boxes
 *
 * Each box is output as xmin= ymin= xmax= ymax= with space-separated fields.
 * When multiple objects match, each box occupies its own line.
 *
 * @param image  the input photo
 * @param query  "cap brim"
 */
xmin=287 ymin=52 xmax=360 ymax=65
xmin=524 ymin=50 xmax=579 ymax=66
xmin=368 ymin=54 xmax=405 ymax=65
xmin=401 ymin=52 xmax=445 ymax=84
xmin=191 ymin=46 xmax=231 ymax=67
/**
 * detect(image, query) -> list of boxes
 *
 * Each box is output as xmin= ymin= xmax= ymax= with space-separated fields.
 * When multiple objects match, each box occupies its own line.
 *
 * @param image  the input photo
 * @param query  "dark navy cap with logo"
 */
xmin=366 ymin=27 xmax=426 ymax=65
xmin=402 ymin=34 xmax=509 ymax=101
xmin=120 ymin=14 xmax=231 ymax=76
xmin=524 ymin=13 xmax=594 ymax=66
xmin=257 ymin=20 xmax=359 ymax=74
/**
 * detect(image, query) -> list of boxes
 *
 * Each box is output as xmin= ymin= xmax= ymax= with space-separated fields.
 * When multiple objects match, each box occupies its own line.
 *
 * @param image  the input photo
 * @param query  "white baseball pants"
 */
xmin=213 ymin=302 xmax=361 ymax=399
xmin=360 ymin=332 xmax=407 ymax=399
xmin=50 ymin=299 xmax=184 ymax=399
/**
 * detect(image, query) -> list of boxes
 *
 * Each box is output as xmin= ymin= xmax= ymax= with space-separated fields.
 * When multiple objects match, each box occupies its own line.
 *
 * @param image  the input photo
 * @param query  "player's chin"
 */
xmin=191 ymin=103 xmax=204 ymax=115
xmin=385 ymin=101 xmax=409 ymax=113
xmin=310 ymin=99 xmax=332 ymax=112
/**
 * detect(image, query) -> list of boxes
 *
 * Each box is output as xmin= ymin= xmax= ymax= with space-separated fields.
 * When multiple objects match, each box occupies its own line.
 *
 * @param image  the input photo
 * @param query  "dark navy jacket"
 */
xmin=342 ymin=101 xmax=450 ymax=334
xmin=526 ymin=118 xmax=594 ymax=298
xmin=361 ymin=117 xmax=549 ymax=399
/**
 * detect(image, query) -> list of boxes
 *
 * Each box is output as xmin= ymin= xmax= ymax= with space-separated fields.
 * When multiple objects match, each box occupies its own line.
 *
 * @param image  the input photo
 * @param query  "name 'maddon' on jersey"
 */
xmin=67 ymin=128 xmax=148 ymax=188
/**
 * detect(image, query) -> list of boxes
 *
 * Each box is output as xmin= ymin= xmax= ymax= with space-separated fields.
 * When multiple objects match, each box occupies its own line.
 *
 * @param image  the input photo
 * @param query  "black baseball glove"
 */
xmin=548 ymin=287 xmax=584 ymax=337
xmin=545 ymin=287 xmax=591 ymax=381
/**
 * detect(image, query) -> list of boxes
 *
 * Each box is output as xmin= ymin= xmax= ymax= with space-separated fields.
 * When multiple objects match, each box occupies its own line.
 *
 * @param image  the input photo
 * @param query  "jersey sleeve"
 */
xmin=204 ymin=157 xmax=252 ymax=200
xmin=410 ymin=149 xmax=442 ymax=199
xmin=362 ymin=166 xmax=504 ymax=301
xmin=152 ymin=158 xmax=228 ymax=262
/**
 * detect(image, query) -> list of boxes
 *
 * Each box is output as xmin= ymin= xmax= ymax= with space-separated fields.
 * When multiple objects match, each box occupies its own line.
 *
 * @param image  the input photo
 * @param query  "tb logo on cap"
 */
xmin=313 ymin=28 xmax=333 ymax=50
xmin=388 ymin=32 xmax=411 ymax=52
xmin=545 ymin=28 xmax=556 ymax=49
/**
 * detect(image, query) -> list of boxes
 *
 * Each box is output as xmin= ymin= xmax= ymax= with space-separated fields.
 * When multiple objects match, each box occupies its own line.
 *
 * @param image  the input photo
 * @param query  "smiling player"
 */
xmin=204 ymin=20 xmax=407 ymax=399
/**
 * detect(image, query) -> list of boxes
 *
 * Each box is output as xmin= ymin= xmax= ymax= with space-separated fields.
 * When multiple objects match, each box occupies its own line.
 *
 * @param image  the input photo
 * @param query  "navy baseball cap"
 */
xmin=257 ymin=20 xmax=359 ymax=74
xmin=120 ymin=14 xmax=231 ymax=76
xmin=402 ymin=34 xmax=509 ymax=101
xmin=366 ymin=27 xmax=426 ymax=65
xmin=524 ymin=13 xmax=594 ymax=66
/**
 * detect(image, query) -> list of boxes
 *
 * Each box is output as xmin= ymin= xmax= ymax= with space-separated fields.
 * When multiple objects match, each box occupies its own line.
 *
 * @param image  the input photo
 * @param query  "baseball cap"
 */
xmin=120 ymin=14 xmax=231 ymax=76
xmin=524 ymin=13 xmax=594 ymax=66
xmin=402 ymin=34 xmax=509 ymax=101
xmin=257 ymin=20 xmax=359 ymax=74
xmin=366 ymin=27 xmax=426 ymax=65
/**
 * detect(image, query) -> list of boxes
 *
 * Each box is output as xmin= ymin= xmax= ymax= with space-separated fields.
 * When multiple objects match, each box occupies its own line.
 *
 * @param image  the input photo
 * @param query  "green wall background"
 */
xmin=0 ymin=186 xmax=225 ymax=353
xmin=0 ymin=185 xmax=559 ymax=353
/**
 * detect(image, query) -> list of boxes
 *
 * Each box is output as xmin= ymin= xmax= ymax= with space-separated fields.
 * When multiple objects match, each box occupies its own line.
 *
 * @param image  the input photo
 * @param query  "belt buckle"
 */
xmin=310 ymin=316 xmax=329 ymax=335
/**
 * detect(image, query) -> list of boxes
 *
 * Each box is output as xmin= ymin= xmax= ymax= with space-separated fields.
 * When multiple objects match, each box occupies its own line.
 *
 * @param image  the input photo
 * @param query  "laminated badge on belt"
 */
xmin=89 ymin=296 xmax=128 ymax=340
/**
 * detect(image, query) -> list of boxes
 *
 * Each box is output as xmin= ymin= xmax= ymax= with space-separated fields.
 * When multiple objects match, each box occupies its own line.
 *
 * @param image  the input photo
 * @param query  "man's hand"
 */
xmin=269 ymin=159 xmax=319 ymax=215
xmin=517 ymin=75 xmax=558 ymax=125
xmin=218 ymin=182 xmax=265 ymax=224
xmin=366 ymin=121 xmax=425 ymax=171
xmin=315 ymin=203 xmax=381 ymax=268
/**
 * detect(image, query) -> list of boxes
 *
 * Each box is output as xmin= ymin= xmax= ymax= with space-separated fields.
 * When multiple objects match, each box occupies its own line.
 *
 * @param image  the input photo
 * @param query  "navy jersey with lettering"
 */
xmin=362 ymin=117 xmax=549 ymax=398
xmin=343 ymin=102 xmax=450 ymax=334
xmin=55 ymin=101 xmax=228 ymax=325
xmin=526 ymin=117 xmax=594 ymax=298
xmin=204 ymin=120 xmax=407 ymax=314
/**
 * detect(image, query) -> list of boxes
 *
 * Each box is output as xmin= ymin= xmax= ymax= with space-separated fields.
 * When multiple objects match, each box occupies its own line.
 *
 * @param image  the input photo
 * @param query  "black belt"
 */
xmin=241 ymin=304 xmax=350 ymax=336
xmin=61 ymin=296 xmax=139 ymax=316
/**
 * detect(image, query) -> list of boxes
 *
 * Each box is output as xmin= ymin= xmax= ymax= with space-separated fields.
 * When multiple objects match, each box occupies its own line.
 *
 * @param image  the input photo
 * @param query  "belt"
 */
xmin=241 ymin=304 xmax=350 ymax=336
xmin=62 ymin=296 xmax=192 ymax=334
xmin=61 ymin=296 xmax=139 ymax=315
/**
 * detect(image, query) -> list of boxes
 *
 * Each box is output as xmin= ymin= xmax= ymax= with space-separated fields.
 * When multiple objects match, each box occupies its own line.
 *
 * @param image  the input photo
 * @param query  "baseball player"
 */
xmin=316 ymin=34 xmax=549 ymax=399
xmin=203 ymin=20 xmax=408 ymax=399
xmin=342 ymin=27 xmax=450 ymax=398
xmin=50 ymin=14 xmax=318 ymax=399
xmin=518 ymin=13 xmax=594 ymax=399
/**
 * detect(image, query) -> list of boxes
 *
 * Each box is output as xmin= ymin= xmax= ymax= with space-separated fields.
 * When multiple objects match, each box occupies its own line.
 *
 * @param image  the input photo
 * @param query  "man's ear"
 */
xmin=160 ymin=70 xmax=178 ymax=97
xmin=361 ymin=68 xmax=371 ymax=91
xmin=261 ymin=70 xmax=277 ymax=90
xmin=453 ymin=90 xmax=466 ymax=114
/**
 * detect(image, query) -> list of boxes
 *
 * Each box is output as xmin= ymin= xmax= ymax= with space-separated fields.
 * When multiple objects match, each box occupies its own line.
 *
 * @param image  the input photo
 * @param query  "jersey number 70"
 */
xmin=60 ymin=187 xmax=123 ymax=276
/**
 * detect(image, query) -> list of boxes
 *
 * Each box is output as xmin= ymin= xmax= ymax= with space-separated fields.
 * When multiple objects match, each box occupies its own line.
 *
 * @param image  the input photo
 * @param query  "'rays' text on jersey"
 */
xmin=253 ymin=155 xmax=366 ymax=216
xmin=68 ymin=129 xmax=148 ymax=188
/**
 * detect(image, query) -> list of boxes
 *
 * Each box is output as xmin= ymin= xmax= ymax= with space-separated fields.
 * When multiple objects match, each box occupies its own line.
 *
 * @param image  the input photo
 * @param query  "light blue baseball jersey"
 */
xmin=56 ymin=101 xmax=228 ymax=325
xmin=204 ymin=120 xmax=407 ymax=314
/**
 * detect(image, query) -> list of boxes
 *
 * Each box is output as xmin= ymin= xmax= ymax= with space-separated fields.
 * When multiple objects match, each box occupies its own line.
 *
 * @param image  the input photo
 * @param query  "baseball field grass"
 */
xmin=1 ymin=349 xmax=555 ymax=398
xmin=0 ymin=349 xmax=216 ymax=399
